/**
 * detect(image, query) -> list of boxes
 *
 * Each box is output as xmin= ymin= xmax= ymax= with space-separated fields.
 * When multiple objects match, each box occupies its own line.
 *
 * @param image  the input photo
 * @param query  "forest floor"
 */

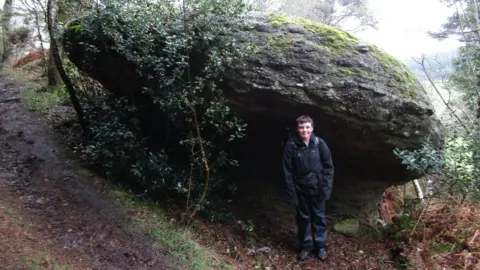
xmin=1 ymin=59 xmax=478 ymax=270
xmin=0 ymin=75 xmax=174 ymax=269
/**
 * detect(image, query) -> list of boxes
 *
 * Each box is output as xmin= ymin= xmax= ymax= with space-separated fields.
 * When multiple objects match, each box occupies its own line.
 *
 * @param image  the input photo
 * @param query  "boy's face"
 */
xmin=297 ymin=122 xmax=313 ymax=141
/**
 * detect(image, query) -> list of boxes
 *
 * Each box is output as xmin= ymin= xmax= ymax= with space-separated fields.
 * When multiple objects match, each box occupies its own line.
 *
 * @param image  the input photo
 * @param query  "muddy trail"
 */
xmin=0 ymin=76 xmax=172 ymax=269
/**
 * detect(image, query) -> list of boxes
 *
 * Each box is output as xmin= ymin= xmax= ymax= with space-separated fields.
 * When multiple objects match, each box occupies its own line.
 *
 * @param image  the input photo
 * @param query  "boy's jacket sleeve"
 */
xmin=319 ymin=139 xmax=334 ymax=200
xmin=282 ymin=141 xmax=297 ymax=205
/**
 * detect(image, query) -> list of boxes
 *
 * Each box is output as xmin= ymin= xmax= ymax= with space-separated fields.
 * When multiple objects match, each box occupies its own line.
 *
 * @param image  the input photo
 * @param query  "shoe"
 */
xmin=297 ymin=250 xmax=310 ymax=261
xmin=318 ymin=248 xmax=327 ymax=261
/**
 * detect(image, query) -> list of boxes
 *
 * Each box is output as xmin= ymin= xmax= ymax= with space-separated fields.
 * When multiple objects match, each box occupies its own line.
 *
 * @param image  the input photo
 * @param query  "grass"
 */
xmin=107 ymin=187 xmax=231 ymax=270
xmin=24 ymin=253 xmax=72 ymax=270
xmin=23 ymin=87 xmax=65 ymax=113
xmin=1 ymin=59 xmax=67 ymax=113
xmin=1 ymin=59 xmax=44 ymax=89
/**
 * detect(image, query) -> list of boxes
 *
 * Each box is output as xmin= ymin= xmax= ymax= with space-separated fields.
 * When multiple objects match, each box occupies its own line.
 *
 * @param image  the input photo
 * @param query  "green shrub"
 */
xmin=66 ymin=0 xmax=255 ymax=217
xmin=394 ymin=136 xmax=480 ymax=202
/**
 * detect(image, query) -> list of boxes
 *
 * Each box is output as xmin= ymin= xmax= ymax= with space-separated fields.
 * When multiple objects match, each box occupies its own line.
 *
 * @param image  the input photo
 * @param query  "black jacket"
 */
xmin=282 ymin=134 xmax=334 ymax=203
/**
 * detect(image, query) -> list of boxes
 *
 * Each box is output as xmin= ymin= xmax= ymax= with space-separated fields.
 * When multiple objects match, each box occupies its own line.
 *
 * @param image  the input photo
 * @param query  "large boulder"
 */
xmin=63 ymin=13 xmax=444 ymax=221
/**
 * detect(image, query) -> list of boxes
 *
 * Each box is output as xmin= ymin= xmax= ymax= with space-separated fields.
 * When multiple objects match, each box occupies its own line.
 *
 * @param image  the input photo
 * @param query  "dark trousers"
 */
xmin=295 ymin=193 xmax=327 ymax=251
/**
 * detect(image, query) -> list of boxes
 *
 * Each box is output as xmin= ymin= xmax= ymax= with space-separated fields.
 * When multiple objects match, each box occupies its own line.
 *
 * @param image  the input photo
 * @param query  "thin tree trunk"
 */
xmin=180 ymin=0 xmax=210 ymax=219
xmin=413 ymin=179 xmax=425 ymax=202
xmin=473 ymin=0 xmax=480 ymax=38
xmin=32 ymin=6 xmax=48 ymax=75
xmin=1 ymin=0 xmax=13 ymax=65
xmin=46 ymin=0 xmax=87 ymax=133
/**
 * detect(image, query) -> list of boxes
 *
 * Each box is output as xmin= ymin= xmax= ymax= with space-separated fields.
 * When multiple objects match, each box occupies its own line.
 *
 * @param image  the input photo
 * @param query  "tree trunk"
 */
xmin=47 ymin=49 xmax=61 ymax=87
xmin=1 ymin=0 xmax=13 ymax=66
xmin=413 ymin=179 xmax=425 ymax=202
xmin=46 ymin=0 xmax=87 ymax=133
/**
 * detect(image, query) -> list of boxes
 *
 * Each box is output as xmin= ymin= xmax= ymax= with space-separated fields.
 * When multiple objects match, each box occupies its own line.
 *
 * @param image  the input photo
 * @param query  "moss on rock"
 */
xmin=268 ymin=14 xmax=360 ymax=56
xmin=335 ymin=66 xmax=376 ymax=81
xmin=368 ymin=44 xmax=418 ymax=97
xmin=267 ymin=13 xmax=419 ymax=97
xmin=267 ymin=35 xmax=294 ymax=55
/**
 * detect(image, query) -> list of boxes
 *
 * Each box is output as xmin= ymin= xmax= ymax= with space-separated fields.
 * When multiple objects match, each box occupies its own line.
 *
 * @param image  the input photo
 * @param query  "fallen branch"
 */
xmin=470 ymin=230 xmax=480 ymax=243
xmin=0 ymin=98 xmax=20 ymax=103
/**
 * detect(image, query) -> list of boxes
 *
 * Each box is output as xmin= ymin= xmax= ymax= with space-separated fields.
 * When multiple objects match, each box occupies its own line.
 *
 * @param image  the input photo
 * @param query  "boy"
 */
xmin=282 ymin=115 xmax=334 ymax=261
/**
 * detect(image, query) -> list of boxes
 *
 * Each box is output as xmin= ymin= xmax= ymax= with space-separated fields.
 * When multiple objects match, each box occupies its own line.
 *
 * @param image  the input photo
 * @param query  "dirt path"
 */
xmin=0 ymin=76 xmax=172 ymax=269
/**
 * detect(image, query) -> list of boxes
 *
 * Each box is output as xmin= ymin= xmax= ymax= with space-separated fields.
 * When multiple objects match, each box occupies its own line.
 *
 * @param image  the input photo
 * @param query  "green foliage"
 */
xmin=394 ymin=137 xmax=480 ymax=201
xmin=78 ymin=97 xmax=176 ymax=193
xmin=382 ymin=210 xmax=417 ymax=241
xmin=66 ymin=0 xmax=255 ymax=216
xmin=412 ymin=0 xmax=480 ymax=202
xmin=431 ymin=1 xmax=480 ymax=114
xmin=442 ymin=136 xmax=480 ymax=199
xmin=449 ymin=44 xmax=480 ymax=108
xmin=20 ymin=78 xmax=66 ymax=114
xmin=429 ymin=241 xmax=458 ymax=253
xmin=394 ymin=141 xmax=445 ymax=176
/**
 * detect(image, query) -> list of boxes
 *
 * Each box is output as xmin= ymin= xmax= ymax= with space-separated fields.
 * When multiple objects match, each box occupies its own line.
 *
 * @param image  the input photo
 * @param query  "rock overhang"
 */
xmin=222 ymin=13 xmax=444 ymax=180
xmin=62 ymin=11 xmax=445 ymax=219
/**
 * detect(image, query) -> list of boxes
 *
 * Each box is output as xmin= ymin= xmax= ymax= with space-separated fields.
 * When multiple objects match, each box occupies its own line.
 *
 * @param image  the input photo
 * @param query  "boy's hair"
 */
xmin=296 ymin=115 xmax=314 ymax=127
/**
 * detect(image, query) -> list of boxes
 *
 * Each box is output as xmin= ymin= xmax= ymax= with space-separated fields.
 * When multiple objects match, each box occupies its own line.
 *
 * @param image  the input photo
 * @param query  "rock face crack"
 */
xmin=63 ymin=12 xmax=444 ymax=220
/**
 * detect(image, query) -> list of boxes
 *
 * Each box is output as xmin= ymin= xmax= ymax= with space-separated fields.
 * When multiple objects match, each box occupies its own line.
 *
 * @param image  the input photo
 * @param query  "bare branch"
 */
xmin=414 ymin=55 xmax=471 ymax=133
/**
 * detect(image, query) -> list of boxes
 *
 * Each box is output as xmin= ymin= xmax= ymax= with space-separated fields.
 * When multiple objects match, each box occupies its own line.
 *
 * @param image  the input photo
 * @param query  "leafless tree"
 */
xmin=251 ymin=0 xmax=378 ymax=33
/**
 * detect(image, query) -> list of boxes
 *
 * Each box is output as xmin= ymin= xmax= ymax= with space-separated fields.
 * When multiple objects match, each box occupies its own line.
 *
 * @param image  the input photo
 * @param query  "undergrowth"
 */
xmin=375 ymin=184 xmax=480 ymax=269
xmin=23 ymin=86 xmax=67 ymax=113
xmin=107 ymin=186 xmax=231 ymax=270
